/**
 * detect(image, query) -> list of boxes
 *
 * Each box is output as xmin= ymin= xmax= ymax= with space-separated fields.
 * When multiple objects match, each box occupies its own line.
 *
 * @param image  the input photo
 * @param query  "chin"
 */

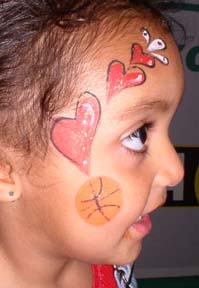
xmin=107 ymin=241 xmax=143 ymax=266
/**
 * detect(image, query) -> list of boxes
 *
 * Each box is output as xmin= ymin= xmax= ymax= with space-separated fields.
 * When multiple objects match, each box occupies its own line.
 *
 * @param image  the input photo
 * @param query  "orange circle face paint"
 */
xmin=76 ymin=176 xmax=122 ymax=225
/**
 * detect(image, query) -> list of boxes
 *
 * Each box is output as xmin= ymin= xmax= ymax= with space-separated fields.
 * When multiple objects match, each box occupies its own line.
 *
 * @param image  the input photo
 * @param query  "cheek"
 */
xmin=75 ymin=176 xmax=122 ymax=226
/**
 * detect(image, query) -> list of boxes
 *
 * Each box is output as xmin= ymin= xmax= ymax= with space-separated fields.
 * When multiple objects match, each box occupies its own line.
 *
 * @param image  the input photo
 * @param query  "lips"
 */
xmin=128 ymin=193 xmax=167 ymax=238
xmin=131 ymin=214 xmax=152 ymax=236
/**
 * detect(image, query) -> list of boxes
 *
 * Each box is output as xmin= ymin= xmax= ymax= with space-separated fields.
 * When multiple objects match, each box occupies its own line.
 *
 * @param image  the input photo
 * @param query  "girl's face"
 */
xmin=19 ymin=22 xmax=184 ymax=265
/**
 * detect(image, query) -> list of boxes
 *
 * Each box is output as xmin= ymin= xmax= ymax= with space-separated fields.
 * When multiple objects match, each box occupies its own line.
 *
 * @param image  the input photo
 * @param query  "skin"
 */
xmin=0 ymin=19 xmax=184 ymax=288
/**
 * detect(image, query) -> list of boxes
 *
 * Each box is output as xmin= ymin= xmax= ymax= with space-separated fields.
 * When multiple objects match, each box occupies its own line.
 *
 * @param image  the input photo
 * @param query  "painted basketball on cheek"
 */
xmin=76 ymin=176 xmax=122 ymax=225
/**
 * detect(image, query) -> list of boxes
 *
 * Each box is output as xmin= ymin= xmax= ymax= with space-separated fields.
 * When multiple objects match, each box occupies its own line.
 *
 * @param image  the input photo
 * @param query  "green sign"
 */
xmin=168 ymin=2 xmax=199 ymax=71
xmin=168 ymin=2 xmax=199 ymax=11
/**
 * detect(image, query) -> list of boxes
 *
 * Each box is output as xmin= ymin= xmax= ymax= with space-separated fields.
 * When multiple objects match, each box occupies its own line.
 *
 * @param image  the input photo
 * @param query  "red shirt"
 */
xmin=92 ymin=265 xmax=117 ymax=288
xmin=92 ymin=264 xmax=137 ymax=288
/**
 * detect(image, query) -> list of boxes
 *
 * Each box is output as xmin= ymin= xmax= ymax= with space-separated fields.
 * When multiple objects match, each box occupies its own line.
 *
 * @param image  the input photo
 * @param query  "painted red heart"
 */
xmin=107 ymin=60 xmax=146 ymax=101
xmin=51 ymin=92 xmax=101 ymax=175
xmin=130 ymin=43 xmax=155 ymax=67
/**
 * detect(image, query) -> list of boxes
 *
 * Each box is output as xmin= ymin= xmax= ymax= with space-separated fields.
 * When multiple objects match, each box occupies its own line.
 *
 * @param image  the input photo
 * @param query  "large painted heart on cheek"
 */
xmin=130 ymin=43 xmax=155 ymax=67
xmin=51 ymin=92 xmax=101 ymax=175
xmin=107 ymin=60 xmax=146 ymax=101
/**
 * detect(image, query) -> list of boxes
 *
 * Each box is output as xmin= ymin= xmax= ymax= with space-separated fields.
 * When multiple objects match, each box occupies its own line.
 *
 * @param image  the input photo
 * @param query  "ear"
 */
xmin=0 ymin=163 xmax=22 ymax=202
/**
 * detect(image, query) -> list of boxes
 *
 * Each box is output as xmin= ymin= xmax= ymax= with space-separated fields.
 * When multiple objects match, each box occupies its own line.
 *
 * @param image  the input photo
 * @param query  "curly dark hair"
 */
xmin=0 ymin=0 xmax=181 ymax=163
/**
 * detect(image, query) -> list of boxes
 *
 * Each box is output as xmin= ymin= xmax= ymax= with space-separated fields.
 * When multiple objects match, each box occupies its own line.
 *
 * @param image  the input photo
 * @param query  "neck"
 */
xmin=0 ymin=207 xmax=92 ymax=288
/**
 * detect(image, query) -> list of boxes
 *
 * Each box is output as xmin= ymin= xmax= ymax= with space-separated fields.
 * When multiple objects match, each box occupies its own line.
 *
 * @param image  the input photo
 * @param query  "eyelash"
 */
xmin=122 ymin=122 xmax=153 ymax=156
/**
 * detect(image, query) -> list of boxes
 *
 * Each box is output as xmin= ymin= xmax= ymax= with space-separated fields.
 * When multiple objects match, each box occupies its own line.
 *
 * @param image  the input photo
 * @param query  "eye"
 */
xmin=122 ymin=125 xmax=148 ymax=152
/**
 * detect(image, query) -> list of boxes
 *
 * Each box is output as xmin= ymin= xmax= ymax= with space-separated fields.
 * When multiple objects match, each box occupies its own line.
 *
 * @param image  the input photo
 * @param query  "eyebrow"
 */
xmin=115 ymin=98 xmax=171 ymax=122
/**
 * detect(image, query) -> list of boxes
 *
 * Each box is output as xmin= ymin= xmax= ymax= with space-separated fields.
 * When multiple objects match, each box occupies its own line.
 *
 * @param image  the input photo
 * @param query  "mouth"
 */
xmin=126 ymin=195 xmax=167 ymax=239
xmin=131 ymin=214 xmax=152 ymax=237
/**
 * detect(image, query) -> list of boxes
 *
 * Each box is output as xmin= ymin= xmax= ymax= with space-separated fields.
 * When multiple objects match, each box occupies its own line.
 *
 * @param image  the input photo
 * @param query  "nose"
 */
xmin=153 ymin=139 xmax=184 ymax=188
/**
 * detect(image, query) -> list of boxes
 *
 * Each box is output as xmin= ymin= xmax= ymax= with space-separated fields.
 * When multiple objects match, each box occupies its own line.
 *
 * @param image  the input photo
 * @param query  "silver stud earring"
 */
xmin=9 ymin=191 xmax=14 ymax=197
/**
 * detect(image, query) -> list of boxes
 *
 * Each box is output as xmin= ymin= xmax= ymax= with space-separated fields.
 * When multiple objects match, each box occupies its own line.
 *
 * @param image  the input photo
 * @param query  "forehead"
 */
xmin=77 ymin=18 xmax=184 ymax=114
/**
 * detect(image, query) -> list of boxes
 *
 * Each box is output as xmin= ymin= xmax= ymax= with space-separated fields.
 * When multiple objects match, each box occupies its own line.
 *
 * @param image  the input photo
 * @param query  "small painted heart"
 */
xmin=107 ymin=60 xmax=146 ymax=101
xmin=51 ymin=92 xmax=101 ymax=174
xmin=130 ymin=43 xmax=155 ymax=67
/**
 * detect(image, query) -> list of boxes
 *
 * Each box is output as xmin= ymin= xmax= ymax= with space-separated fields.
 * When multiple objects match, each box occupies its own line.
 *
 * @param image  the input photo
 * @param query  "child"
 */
xmin=0 ymin=0 xmax=184 ymax=287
